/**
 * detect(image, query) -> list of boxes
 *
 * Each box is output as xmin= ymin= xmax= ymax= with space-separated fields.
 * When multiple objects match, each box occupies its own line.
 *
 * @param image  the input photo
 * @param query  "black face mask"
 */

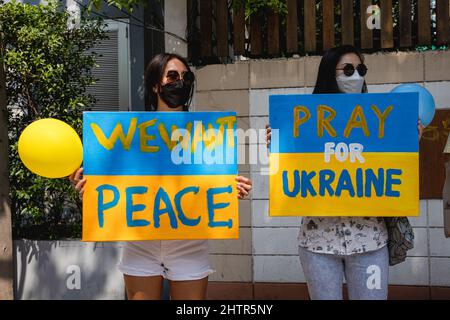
xmin=159 ymin=80 xmax=192 ymax=109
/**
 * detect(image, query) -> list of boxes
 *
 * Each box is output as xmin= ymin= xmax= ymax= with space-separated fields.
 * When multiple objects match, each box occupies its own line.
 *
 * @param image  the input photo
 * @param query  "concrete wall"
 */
xmin=194 ymin=50 xmax=450 ymax=299
xmin=14 ymin=240 xmax=125 ymax=300
xmin=164 ymin=0 xmax=188 ymax=57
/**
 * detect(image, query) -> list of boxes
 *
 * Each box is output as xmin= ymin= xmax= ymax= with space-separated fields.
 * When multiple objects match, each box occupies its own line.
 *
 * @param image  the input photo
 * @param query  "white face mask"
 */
xmin=336 ymin=72 xmax=365 ymax=93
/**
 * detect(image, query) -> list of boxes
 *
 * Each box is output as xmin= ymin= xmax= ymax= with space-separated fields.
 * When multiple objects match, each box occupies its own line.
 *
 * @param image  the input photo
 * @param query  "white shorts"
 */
xmin=117 ymin=240 xmax=214 ymax=281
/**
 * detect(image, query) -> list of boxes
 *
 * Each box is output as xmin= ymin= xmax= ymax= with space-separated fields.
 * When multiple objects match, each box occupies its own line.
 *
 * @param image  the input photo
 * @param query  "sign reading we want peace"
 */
xmin=269 ymin=93 xmax=419 ymax=217
xmin=82 ymin=111 xmax=239 ymax=241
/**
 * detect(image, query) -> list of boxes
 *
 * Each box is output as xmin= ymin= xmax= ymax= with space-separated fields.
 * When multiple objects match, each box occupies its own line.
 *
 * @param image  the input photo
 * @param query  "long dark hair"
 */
xmin=313 ymin=45 xmax=368 ymax=94
xmin=144 ymin=53 xmax=194 ymax=111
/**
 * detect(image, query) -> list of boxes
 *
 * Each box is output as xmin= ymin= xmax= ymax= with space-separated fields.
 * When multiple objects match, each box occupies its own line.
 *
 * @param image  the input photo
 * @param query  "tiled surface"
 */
xmin=428 ymin=200 xmax=444 ymax=227
xmin=252 ymin=200 xmax=301 ymax=227
xmin=430 ymin=228 xmax=450 ymax=256
xmin=304 ymin=87 xmax=315 ymax=94
xmin=247 ymin=144 xmax=270 ymax=175
xmin=209 ymin=255 xmax=252 ymax=282
xmin=253 ymin=255 xmax=306 ymax=283
xmin=235 ymin=129 xmax=264 ymax=146
xmin=253 ymin=228 xmax=299 ymax=255
xmin=430 ymin=258 xmax=450 ymax=286
xmin=209 ymin=228 xmax=252 ymax=255
xmin=250 ymin=172 xmax=269 ymax=200
xmin=237 ymin=116 xmax=250 ymax=131
xmin=237 ymin=144 xmax=251 ymax=168
xmin=237 ymin=144 xmax=269 ymax=172
xmin=388 ymin=257 xmax=429 ymax=286
xmin=424 ymin=81 xmax=450 ymax=109
xmin=238 ymin=199 xmax=251 ymax=227
xmin=408 ymin=228 xmax=428 ymax=257
xmin=14 ymin=241 xmax=125 ymax=300
xmin=238 ymin=163 xmax=251 ymax=174
xmin=249 ymin=116 xmax=269 ymax=131
xmin=367 ymin=83 xmax=399 ymax=93
xmin=409 ymin=200 xmax=428 ymax=227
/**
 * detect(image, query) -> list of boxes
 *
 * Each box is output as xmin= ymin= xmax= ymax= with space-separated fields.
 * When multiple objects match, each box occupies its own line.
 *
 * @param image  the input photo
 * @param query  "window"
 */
xmin=87 ymin=19 xmax=131 ymax=111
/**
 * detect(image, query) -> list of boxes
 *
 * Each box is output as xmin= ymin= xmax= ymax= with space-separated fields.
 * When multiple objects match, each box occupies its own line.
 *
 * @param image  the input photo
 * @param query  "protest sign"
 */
xmin=269 ymin=93 xmax=419 ymax=217
xmin=82 ymin=111 xmax=239 ymax=241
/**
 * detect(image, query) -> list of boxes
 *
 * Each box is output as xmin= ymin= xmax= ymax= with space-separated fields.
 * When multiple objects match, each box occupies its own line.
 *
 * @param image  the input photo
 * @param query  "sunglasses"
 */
xmin=336 ymin=63 xmax=368 ymax=77
xmin=165 ymin=70 xmax=195 ymax=85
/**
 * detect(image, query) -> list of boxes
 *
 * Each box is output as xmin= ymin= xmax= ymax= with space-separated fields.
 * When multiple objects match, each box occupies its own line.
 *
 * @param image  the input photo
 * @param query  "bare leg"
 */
xmin=124 ymin=275 xmax=164 ymax=300
xmin=168 ymin=277 xmax=209 ymax=300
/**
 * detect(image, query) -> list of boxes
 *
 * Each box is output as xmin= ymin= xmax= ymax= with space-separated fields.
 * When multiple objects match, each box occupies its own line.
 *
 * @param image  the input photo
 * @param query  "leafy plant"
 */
xmin=0 ymin=0 xmax=106 ymax=239
xmin=233 ymin=0 xmax=288 ymax=19
xmin=88 ymin=0 xmax=145 ymax=13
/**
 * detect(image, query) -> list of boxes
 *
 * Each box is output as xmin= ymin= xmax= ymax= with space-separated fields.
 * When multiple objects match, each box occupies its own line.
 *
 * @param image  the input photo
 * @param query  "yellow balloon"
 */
xmin=18 ymin=118 xmax=83 ymax=178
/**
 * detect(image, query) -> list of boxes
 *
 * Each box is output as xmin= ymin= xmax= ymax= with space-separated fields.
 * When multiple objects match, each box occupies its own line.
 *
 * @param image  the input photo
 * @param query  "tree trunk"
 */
xmin=0 ymin=32 xmax=14 ymax=300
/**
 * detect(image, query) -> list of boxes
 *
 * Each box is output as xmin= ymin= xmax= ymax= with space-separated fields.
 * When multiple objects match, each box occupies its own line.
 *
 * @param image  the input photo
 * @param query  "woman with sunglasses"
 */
xmin=70 ymin=53 xmax=253 ymax=300
xmin=266 ymin=45 xmax=422 ymax=300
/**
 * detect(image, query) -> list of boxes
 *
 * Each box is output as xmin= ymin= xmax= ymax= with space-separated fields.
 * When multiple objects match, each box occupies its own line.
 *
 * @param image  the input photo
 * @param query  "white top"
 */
xmin=298 ymin=216 xmax=388 ymax=255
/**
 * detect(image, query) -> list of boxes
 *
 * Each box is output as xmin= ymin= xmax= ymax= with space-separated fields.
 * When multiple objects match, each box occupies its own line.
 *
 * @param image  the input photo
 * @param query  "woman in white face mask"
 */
xmin=266 ymin=45 xmax=422 ymax=300
xmin=314 ymin=45 xmax=368 ymax=94
xmin=335 ymin=57 xmax=367 ymax=94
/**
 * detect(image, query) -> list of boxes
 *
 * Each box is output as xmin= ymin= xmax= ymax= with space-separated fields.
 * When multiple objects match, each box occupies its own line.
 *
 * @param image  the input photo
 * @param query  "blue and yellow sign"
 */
xmin=82 ymin=111 xmax=239 ymax=241
xmin=269 ymin=93 xmax=419 ymax=217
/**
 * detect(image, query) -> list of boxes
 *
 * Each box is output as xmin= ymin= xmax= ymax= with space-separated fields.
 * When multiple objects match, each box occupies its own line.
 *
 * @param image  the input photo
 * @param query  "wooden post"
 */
xmin=286 ymin=0 xmax=298 ymax=53
xmin=360 ymin=0 xmax=373 ymax=49
xmin=341 ymin=0 xmax=354 ymax=46
xmin=200 ymin=0 xmax=212 ymax=58
xmin=250 ymin=12 xmax=263 ymax=55
xmin=216 ymin=0 xmax=228 ymax=59
xmin=436 ymin=0 xmax=450 ymax=45
xmin=232 ymin=1 xmax=245 ymax=55
xmin=380 ymin=0 xmax=394 ymax=48
xmin=0 ymin=32 xmax=14 ymax=300
xmin=322 ymin=0 xmax=334 ymax=51
xmin=417 ymin=0 xmax=431 ymax=45
xmin=267 ymin=9 xmax=280 ymax=55
xmin=399 ymin=0 xmax=412 ymax=47
xmin=304 ymin=0 xmax=316 ymax=52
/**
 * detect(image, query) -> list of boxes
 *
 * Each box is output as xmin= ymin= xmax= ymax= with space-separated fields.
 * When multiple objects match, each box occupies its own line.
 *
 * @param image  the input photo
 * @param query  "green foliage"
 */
xmin=88 ymin=0 xmax=145 ymax=13
xmin=233 ymin=0 xmax=287 ymax=20
xmin=0 ymin=0 xmax=106 ymax=239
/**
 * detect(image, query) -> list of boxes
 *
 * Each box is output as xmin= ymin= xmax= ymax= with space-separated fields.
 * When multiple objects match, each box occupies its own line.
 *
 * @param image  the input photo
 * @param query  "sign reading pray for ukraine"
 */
xmin=82 ymin=111 xmax=239 ymax=241
xmin=269 ymin=93 xmax=419 ymax=217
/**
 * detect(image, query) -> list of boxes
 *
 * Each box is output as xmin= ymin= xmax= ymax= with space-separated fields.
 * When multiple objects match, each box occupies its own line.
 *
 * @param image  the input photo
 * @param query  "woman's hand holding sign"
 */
xmin=236 ymin=175 xmax=252 ymax=199
xmin=69 ymin=167 xmax=86 ymax=197
xmin=418 ymin=119 xmax=424 ymax=140
xmin=266 ymin=124 xmax=271 ymax=149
